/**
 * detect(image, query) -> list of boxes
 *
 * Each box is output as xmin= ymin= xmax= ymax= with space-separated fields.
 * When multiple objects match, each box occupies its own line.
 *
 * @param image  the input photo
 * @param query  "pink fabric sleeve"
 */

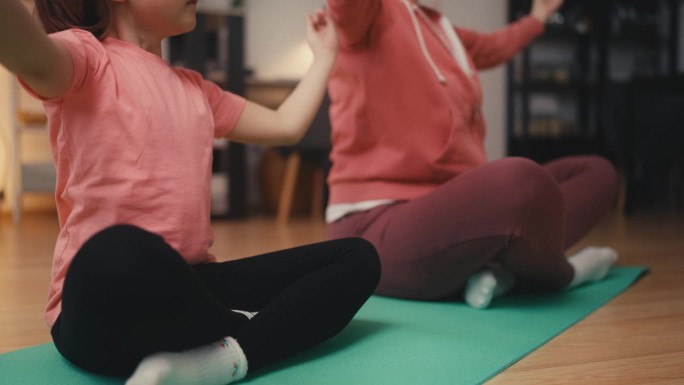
xmin=200 ymin=77 xmax=246 ymax=138
xmin=18 ymin=29 xmax=107 ymax=102
xmin=455 ymin=16 xmax=544 ymax=70
xmin=205 ymin=81 xmax=246 ymax=138
xmin=175 ymin=68 xmax=246 ymax=138
xmin=327 ymin=0 xmax=382 ymax=48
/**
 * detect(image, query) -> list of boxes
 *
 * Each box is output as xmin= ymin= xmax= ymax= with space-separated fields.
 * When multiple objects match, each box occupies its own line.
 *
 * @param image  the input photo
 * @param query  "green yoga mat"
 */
xmin=0 ymin=266 xmax=646 ymax=385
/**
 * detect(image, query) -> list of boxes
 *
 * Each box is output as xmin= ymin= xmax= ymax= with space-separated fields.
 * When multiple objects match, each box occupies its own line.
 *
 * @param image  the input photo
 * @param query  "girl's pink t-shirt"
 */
xmin=22 ymin=29 xmax=246 ymax=328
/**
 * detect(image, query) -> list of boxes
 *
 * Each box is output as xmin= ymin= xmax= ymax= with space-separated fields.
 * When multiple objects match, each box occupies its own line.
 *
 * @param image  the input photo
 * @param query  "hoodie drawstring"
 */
xmin=401 ymin=0 xmax=474 ymax=83
xmin=438 ymin=15 xmax=473 ymax=77
xmin=402 ymin=0 xmax=447 ymax=84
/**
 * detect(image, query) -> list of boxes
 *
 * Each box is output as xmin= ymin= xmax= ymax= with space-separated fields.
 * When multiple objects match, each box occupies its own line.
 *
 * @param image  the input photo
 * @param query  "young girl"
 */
xmin=325 ymin=0 xmax=618 ymax=308
xmin=0 ymin=1 xmax=380 ymax=384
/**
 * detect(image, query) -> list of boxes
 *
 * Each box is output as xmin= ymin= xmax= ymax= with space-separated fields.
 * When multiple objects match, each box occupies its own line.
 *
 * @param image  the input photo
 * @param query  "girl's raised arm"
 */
xmin=227 ymin=9 xmax=337 ymax=146
xmin=0 ymin=0 xmax=73 ymax=98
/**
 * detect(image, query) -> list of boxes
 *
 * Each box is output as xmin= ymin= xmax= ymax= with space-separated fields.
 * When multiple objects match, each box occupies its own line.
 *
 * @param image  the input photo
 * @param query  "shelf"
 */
xmin=17 ymin=111 xmax=47 ymax=126
xmin=21 ymin=162 xmax=56 ymax=193
xmin=609 ymin=33 xmax=665 ymax=47
xmin=513 ymin=133 xmax=590 ymax=140
xmin=11 ymin=79 xmax=54 ymax=222
xmin=512 ymin=82 xmax=594 ymax=93
xmin=539 ymin=27 xmax=592 ymax=42
xmin=514 ymin=133 xmax=594 ymax=138
xmin=245 ymin=79 xmax=297 ymax=109
xmin=508 ymin=136 xmax=604 ymax=163
xmin=507 ymin=0 xmax=679 ymax=166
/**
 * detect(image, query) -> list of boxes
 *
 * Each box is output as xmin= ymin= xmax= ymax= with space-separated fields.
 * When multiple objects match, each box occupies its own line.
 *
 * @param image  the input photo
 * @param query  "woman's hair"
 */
xmin=34 ymin=0 xmax=111 ymax=41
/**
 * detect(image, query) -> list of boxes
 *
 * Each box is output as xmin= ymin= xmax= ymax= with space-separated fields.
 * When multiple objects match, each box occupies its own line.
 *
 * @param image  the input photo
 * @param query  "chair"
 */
xmin=276 ymin=94 xmax=332 ymax=224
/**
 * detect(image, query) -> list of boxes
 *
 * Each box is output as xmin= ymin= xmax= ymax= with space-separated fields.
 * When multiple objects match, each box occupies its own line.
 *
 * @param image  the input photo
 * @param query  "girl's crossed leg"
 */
xmin=52 ymin=225 xmax=380 ymax=384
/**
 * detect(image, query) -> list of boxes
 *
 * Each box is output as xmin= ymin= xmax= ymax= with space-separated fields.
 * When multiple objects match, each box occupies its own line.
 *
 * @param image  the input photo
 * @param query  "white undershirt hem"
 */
xmin=325 ymin=200 xmax=397 ymax=223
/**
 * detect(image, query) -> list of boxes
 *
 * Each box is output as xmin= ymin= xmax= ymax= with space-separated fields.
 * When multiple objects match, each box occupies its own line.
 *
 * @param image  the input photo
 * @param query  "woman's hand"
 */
xmin=306 ymin=9 xmax=338 ymax=59
xmin=530 ymin=0 xmax=565 ymax=24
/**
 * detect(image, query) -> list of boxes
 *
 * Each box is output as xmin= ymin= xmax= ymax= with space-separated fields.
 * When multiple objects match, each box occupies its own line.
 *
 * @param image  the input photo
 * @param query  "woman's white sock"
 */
xmin=126 ymin=336 xmax=248 ymax=385
xmin=465 ymin=268 xmax=515 ymax=309
xmin=568 ymin=246 xmax=619 ymax=288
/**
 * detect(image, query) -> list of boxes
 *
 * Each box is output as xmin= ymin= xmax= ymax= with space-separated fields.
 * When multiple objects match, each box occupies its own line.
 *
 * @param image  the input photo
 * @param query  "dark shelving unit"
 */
xmin=507 ymin=0 xmax=681 ymax=164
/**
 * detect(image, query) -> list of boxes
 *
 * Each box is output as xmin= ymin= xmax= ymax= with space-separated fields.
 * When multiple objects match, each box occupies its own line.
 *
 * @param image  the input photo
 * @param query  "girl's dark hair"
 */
xmin=34 ymin=0 xmax=111 ymax=41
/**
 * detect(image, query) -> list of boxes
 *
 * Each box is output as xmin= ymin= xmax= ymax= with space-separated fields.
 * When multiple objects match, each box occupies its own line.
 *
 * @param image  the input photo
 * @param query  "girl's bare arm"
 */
xmin=0 ymin=0 xmax=73 ymax=98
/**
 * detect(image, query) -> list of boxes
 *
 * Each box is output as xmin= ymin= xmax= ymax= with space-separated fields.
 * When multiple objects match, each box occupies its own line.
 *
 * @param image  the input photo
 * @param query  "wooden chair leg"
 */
xmin=310 ymin=166 xmax=324 ymax=221
xmin=277 ymin=152 xmax=301 ymax=225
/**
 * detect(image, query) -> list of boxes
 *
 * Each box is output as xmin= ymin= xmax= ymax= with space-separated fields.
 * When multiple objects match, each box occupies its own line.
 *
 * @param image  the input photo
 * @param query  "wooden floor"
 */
xmin=1 ymin=211 xmax=683 ymax=384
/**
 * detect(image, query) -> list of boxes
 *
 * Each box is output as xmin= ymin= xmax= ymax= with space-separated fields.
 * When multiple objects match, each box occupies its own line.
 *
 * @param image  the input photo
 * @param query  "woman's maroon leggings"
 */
xmin=328 ymin=156 xmax=619 ymax=299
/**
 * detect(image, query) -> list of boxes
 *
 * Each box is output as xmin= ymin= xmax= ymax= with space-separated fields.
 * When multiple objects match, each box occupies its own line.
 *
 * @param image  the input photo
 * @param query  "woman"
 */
xmin=325 ymin=0 xmax=618 ymax=308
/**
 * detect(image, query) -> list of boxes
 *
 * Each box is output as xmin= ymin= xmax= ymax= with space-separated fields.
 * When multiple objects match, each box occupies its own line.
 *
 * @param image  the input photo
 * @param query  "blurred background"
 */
xmin=1 ymin=0 xmax=683 ymax=222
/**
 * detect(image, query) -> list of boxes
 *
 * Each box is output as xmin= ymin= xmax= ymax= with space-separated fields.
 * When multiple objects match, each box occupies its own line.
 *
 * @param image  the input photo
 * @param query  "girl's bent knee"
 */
xmin=88 ymin=224 xmax=162 ymax=246
xmin=344 ymin=237 xmax=382 ymax=288
xmin=69 ymin=224 xmax=168 ymax=281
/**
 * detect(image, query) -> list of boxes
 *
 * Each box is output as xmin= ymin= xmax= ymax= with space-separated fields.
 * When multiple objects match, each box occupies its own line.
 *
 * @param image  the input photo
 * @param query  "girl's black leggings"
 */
xmin=51 ymin=224 xmax=380 ymax=377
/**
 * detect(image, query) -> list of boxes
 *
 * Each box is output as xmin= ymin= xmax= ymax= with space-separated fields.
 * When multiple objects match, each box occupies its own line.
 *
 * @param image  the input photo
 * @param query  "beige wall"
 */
xmin=245 ymin=0 xmax=317 ymax=80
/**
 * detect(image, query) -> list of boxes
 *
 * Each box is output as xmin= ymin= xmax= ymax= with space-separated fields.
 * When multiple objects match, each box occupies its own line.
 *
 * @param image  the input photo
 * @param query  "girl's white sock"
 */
xmin=464 ymin=268 xmax=515 ymax=309
xmin=126 ymin=336 xmax=248 ymax=385
xmin=568 ymin=246 xmax=619 ymax=288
